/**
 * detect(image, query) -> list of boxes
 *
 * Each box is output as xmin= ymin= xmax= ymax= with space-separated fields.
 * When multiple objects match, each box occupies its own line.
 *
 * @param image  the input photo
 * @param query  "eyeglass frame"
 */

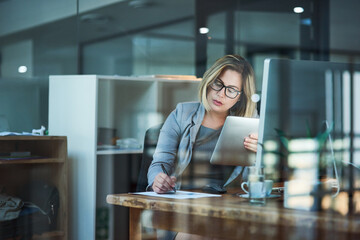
xmin=209 ymin=78 xmax=242 ymax=99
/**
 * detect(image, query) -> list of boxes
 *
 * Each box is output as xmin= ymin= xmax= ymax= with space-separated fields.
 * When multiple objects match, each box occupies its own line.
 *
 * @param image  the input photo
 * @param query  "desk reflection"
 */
xmin=107 ymin=187 xmax=360 ymax=240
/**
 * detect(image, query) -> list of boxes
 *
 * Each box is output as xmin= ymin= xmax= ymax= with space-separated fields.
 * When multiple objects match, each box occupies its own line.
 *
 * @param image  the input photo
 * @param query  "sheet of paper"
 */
xmin=133 ymin=190 xmax=222 ymax=199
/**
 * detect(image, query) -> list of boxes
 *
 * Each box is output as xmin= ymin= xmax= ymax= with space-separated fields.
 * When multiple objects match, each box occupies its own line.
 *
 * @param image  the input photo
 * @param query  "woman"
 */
xmin=147 ymin=54 xmax=258 ymax=194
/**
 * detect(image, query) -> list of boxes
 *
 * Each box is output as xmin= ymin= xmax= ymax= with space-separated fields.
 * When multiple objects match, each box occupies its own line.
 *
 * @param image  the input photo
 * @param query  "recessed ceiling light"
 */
xmin=18 ymin=66 xmax=27 ymax=73
xmin=293 ymin=7 xmax=304 ymax=13
xmin=199 ymin=27 xmax=209 ymax=34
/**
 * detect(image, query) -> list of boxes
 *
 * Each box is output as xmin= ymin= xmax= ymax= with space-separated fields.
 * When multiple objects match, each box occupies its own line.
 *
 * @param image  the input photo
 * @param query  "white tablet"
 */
xmin=210 ymin=116 xmax=259 ymax=166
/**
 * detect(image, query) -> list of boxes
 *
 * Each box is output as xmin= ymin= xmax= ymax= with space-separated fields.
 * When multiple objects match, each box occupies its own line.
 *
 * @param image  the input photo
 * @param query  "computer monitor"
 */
xmin=256 ymin=58 xmax=360 ymax=181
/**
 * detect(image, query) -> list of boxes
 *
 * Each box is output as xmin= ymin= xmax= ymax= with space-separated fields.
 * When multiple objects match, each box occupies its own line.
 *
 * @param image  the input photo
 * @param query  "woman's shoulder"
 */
xmin=172 ymin=101 xmax=204 ymax=126
xmin=175 ymin=101 xmax=201 ymax=110
xmin=175 ymin=102 xmax=202 ymax=117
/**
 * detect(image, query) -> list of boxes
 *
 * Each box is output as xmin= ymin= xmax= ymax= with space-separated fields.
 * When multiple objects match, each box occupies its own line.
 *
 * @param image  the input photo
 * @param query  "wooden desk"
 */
xmin=107 ymin=190 xmax=360 ymax=240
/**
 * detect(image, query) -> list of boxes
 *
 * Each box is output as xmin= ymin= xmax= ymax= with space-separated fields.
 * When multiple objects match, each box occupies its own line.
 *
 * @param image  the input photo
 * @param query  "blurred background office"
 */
xmin=1 ymin=0 xmax=360 ymax=239
xmin=1 ymin=0 xmax=359 ymax=133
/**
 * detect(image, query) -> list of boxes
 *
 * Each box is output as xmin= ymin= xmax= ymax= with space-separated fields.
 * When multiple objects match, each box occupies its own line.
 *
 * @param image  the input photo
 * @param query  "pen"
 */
xmin=161 ymin=164 xmax=176 ymax=193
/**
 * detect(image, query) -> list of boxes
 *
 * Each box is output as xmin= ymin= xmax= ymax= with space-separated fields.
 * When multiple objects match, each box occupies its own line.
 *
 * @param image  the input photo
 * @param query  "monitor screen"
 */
xmin=257 ymin=58 xmax=360 ymax=183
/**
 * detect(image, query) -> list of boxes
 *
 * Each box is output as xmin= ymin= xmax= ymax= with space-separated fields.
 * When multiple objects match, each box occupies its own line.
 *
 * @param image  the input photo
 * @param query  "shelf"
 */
xmin=97 ymin=149 xmax=143 ymax=155
xmin=0 ymin=136 xmax=68 ymax=240
xmin=0 ymin=136 xmax=65 ymax=141
xmin=48 ymin=75 xmax=200 ymax=239
xmin=32 ymin=230 xmax=64 ymax=239
xmin=0 ymin=157 xmax=64 ymax=164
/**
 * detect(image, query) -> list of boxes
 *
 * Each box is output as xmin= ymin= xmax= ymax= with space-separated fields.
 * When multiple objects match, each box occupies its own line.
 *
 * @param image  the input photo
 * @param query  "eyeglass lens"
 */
xmin=210 ymin=79 xmax=240 ymax=99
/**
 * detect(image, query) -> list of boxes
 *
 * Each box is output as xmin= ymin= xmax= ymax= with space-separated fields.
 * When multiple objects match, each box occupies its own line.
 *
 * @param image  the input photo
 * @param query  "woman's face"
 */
xmin=206 ymin=69 xmax=243 ymax=115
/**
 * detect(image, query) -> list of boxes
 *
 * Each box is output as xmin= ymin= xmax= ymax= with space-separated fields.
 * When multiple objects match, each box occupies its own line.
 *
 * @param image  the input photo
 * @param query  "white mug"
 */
xmin=242 ymin=179 xmax=273 ymax=197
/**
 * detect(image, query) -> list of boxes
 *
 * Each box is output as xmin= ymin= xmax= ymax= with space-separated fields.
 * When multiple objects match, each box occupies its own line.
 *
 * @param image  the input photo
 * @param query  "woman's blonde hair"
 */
xmin=198 ymin=54 xmax=257 ymax=117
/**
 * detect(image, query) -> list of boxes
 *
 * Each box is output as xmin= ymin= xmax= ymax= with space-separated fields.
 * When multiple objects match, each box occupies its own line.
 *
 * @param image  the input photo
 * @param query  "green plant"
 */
xmin=274 ymin=122 xmax=334 ymax=154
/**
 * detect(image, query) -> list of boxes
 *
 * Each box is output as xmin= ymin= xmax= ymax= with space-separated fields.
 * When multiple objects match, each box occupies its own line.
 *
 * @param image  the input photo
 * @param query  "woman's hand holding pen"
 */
xmin=244 ymin=133 xmax=258 ymax=153
xmin=152 ymin=173 xmax=177 ymax=193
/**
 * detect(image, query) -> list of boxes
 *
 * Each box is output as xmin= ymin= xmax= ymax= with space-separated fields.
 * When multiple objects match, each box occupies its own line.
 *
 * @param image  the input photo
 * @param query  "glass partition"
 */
xmin=1 ymin=0 xmax=360 ymax=239
xmin=258 ymin=58 xmax=360 ymax=212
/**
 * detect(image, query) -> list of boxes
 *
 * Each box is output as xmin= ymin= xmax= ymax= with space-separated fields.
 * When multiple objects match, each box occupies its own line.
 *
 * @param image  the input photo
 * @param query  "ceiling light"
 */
xmin=293 ymin=7 xmax=304 ymax=13
xmin=199 ymin=27 xmax=209 ymax=34
xmin=18 ymin=66 xmax=27 ymax=73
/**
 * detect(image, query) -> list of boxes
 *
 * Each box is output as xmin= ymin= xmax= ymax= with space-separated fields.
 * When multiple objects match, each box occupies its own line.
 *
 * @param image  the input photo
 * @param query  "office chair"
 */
xmin=136 ymin=123 xmax=163 ymax=192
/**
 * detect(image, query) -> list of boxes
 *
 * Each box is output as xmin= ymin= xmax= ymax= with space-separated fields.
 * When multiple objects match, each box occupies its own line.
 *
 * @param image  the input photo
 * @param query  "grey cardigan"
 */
xmin=147 ymin=102 xmax=256 ymax=190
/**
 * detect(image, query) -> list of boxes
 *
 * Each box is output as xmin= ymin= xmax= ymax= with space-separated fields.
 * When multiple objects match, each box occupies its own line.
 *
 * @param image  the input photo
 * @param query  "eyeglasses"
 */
xmin=209 ymin=78 xmax=242 ymax=99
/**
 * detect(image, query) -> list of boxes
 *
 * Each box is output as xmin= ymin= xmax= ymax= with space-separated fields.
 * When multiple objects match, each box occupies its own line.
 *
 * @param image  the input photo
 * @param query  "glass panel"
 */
xmin=0 ymin=0 xmax=78 ymax=133
xmin=82 ymin=20 xmax=195 ymax=76
xmin=0 ymin=1 xmax=78 ymax=239
xmin=1 ymin=0 xmax=360 ymax=239
xmin=259 ymin=59 xmax=360 ymax=213
xmin=80 ymin=0 xmax=195 ymax=75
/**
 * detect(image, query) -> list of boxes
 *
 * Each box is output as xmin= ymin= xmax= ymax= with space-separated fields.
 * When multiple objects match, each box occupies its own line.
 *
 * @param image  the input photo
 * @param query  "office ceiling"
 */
xmin=78 ymin=0 xmax=195 ymax=43
xmin=1 ymin=0 xmax=359 ymax=57
xmin=75 ymin=0 xmax=360 ymax=53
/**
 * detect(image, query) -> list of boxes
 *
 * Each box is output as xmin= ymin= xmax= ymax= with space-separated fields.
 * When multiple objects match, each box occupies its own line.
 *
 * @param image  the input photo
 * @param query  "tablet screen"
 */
xmin=210 ymin=116 xmax=259 ymax=166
